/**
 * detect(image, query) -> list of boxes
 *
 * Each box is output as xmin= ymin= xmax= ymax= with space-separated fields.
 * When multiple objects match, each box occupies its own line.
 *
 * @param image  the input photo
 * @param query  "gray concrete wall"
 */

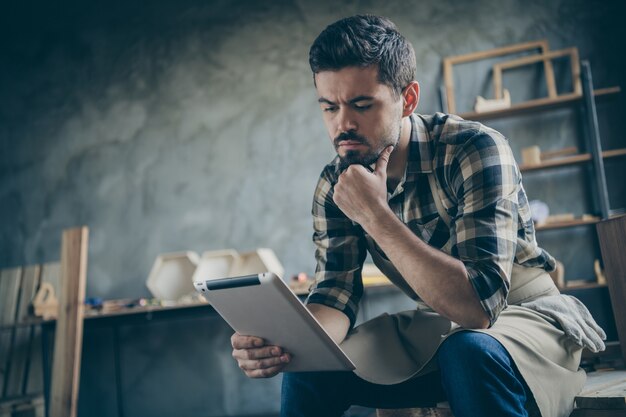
xmin=1 ymin=0 xmax=624 ymax=298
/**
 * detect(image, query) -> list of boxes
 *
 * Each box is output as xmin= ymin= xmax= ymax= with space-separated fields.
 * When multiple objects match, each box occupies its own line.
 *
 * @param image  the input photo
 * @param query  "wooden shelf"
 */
xmin=520 ymin=148 xmax=626 ymax=172
xmin=459 ymin=87 xmax=621 ymax=121
xmin=560 ymin=283 xmax=607 ymax=291
xmin=535 ymin=218 xmax=600 ymax=231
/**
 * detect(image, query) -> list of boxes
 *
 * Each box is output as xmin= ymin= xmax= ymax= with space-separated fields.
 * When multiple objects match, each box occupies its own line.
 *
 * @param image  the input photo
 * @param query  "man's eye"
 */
xmin=323 ymin=107 xmax=338 ymax=113
xmin=354 ymin=104 xmax=372 ymax=111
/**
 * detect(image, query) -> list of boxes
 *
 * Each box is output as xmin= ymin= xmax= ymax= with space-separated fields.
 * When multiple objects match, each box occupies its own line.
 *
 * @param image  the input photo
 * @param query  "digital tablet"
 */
xmin=193 ymin=272 xmax=355 ymax=372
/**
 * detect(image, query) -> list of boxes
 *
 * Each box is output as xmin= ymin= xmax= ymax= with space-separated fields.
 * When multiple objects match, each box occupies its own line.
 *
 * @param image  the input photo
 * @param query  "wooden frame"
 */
xmin=49 ymin=227 xmax=89 ymax=417
xmin=442 ymin=40 xmax=553 ymax=114
xmin=492 ymin=47 xmax=581 ymax=100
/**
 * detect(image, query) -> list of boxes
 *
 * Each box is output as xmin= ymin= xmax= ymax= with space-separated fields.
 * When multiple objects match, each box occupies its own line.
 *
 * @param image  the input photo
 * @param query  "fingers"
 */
xmin=242 ymin=364 xmax=286 ymax=378
xmin=231 ymin=333 xmax=264 ymax=349
xmin=580 ymin=322 xmax=605 ymax=352
xmin=237 ymin=353 xmax=291 ymax=372
xmin=234 ymin=349 xmax=291 ymax=378
xmin=231 ymin=332 xmax=291 ymax=378
xmin=232 ymin=344 xmax=283 ymax=361
xmin=375 ymin=145 xmax=394 ymax=175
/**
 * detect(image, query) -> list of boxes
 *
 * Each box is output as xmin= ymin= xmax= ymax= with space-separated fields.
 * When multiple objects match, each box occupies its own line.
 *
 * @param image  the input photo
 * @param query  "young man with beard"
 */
xmin=230 ymin=15 xmax=605 ymax=417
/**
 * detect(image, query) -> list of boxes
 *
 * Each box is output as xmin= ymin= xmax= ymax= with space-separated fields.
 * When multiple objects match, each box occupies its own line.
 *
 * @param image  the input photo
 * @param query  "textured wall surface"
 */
xmin=1 ymin=1 xmax=625 ymax=415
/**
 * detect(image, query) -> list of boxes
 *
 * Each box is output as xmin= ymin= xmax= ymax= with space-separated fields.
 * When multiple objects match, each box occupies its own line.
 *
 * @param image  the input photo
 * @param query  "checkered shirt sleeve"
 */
xmin=446 ymin=128 xmax=520 ymax=326
xmin=304 ymin=167 xmax=366 ymax=329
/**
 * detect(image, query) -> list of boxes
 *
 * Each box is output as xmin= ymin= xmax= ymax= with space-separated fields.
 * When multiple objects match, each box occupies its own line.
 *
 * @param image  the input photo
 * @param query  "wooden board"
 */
xmin=0 ymin=267 xmax=22 ymax=398
xmin=519 ymin=148 xmax=626 ymax=173
xmin=459 ymin=86 xmax=620 ymax=121
xmin=6 ymin=266 xmax=41 ymax=398
xmin=0 ymin=268 xmax=22 ymax=325
xmin=571 ymin=410 xmax=626 ymax=417
xmin=535 ymin=218 xmax=600 ymax=231
xmin=575 ymin=370 xmax=626 ymax=410
xmin=597 ymin=216 xmax=626 ymax=362
xmin=27 ymin=263 xmax=60 ymax=396
xmin=49 ymin=227 xmax=89 ymax=417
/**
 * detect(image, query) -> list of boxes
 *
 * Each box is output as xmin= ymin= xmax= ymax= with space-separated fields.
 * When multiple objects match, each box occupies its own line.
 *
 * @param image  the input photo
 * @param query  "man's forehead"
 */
xmin=314 ymin=66 xmax=391 ymax=99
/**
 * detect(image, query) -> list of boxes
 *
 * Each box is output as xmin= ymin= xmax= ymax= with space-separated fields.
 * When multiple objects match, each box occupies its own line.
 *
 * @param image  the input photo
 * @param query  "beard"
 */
xmin=335 ymin=118 xmax=402 ymax=172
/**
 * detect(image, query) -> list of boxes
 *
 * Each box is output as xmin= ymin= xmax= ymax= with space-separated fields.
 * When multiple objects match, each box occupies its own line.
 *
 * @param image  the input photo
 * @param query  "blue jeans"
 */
xmin=281 ymin=331 xmax=534 ymax=417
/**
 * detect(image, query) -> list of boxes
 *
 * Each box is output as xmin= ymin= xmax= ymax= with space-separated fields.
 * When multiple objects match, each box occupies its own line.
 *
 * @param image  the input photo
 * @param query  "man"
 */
xmin=231 ymin=15 xmax=605 ymax=417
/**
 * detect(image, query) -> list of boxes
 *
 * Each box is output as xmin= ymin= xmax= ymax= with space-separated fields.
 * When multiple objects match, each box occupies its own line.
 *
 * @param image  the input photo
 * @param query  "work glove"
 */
xmin=521 ymin=294 xmax=606 ymax=353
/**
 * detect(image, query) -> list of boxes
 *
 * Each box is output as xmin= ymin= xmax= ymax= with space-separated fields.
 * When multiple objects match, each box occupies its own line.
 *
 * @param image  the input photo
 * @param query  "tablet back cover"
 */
xmin=198 ymin=273 xmax=355 ymax=372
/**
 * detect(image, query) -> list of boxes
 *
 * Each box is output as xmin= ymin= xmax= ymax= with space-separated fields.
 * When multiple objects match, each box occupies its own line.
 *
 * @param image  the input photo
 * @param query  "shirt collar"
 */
xmin=406 ymin=113 xmax=434 ymax=174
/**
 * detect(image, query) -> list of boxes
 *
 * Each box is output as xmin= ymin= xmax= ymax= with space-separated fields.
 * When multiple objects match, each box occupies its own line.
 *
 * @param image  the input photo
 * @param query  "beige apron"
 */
xmin=339 ymin=173 xmax=585 ymax=417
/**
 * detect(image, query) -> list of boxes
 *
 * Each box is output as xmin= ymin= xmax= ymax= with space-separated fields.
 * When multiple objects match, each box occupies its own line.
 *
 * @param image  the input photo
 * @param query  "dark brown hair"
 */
xmin=309 ymin=15 xmax=416 ymax=97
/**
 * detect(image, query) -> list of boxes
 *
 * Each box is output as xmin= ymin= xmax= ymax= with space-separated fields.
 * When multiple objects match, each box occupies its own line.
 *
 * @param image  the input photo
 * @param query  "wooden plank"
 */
xmin=459 ymin=87 xmax=620 ymax=121
xmin=535 ymin=218 xmax=599 ymax=231
xmin=597 ymin=216 xmax=626 ymax=362
xmin=0 ymin=268 xmax=22 ymax=325
xmin=594 ymin=86 xmax=622 ymax=97
xmin=0 ymin=268 xmax=23 ymax=399
xmin=544 ymin=55 xmax=557 ymax=99
xmin=578 ymin=370 xmax=626 ymax=394
xmin=562 ymin=283 xmax=607 ymax=291
xmin=575 ymin=370 xmax=626 ymax=410
xmin=16 ymin=266 xmax=40 ymax=325
xmin=571 ymin=410 xmax=626 ymax=417
xmin=462 ymin=92 xmax=581 ymax=119
xmin=495 ymin=47 xmax=576 ymax=70
xmin=541 ymin=146 xmax=579 ymax=160
xmin=602 ymin=148 xmax=626 ymax=159
xmin=442 ymin=60 xmax=456 ymax=115
xmin=519 ymin=149 xmax=626 ymax=173
xmin=6 ymin=266 xmax=41 ymax=398
xmin=49 ymin=227 xmax=89 ymax=417
xmin=571 ymin=47 xmax=582 ymax=95
xmin=445 ymin=40 xmax=549 ymax=65
xmin=0 ymin=330 xmax=10 ymax=401
xmin=493 ymin=63 xmax=503 ymax=100
xmin=520 ymin=152 xmax=592 ymax=171
xmin=25 ymin=324 xmax=43 ymax=396
xmin=25 ymin=266 xmax=57 ymax=396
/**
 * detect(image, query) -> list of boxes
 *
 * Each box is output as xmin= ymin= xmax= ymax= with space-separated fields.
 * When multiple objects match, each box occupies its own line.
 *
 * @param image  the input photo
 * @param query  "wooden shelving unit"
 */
xmin=520 ymin=148 xmax=626 ymax=172
xmin=459 ymin=86 xmax=621 ymax=121
xmin=448 ymin=61 xmax=623 ymax=303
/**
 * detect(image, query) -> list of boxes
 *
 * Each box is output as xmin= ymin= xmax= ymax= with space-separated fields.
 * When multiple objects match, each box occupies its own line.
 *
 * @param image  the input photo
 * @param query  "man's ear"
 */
xmin=401 ymin=81 xmax=420 ymax=117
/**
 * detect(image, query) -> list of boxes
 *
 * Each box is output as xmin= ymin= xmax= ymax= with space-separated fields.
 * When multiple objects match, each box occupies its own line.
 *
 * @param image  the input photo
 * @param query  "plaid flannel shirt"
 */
xmin=305 ymin=113 xmax=556 ymax=329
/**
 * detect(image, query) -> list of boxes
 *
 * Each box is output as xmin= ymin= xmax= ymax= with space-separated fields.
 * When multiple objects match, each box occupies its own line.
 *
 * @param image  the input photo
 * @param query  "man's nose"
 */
xmin=337 ymin=108 xmax=358 ymax=133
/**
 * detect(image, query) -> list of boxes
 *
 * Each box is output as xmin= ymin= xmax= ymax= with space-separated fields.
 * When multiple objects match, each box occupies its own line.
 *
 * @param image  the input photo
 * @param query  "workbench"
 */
xmin=39 ymin=283 xmax=417 ymax=417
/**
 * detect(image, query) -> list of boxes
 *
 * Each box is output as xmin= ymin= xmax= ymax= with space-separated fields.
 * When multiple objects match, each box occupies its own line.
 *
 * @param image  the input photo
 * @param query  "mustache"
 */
xmin=333 ymin=131 xmax=368 ymax=147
